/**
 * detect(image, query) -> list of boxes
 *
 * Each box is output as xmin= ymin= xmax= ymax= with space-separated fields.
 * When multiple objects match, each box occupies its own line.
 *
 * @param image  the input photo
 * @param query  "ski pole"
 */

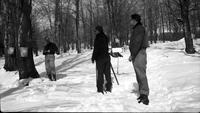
xmin=110 ymin=62 xmax=119 ymax=85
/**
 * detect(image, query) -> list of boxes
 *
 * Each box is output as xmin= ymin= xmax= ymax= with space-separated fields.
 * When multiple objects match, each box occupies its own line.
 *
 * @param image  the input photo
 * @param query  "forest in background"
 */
xmin=0 ymin=0 xmax=200 ymax=79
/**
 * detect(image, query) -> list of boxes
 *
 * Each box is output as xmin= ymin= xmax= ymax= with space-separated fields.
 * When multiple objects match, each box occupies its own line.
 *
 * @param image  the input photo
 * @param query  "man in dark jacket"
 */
xmin=129 ymin=14 xmax=149 ymax=105
xmin=43 ymin=38 xmax=59 ymax=81
xmin=92 ymin=26 xmax=112 ymax=94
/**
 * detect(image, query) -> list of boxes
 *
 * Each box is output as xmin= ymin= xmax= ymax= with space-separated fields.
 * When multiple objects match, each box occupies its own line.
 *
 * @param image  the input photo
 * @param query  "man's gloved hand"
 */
xmin=43 ymin=52 xmax=47 ymax=55
xmin=91 ymin=58 xmax=95 ymax=64
xmin=43 ymin=50 xmax=50 ymax=55
xmin=43 ymin=50 xmax=49 ymax=55
xmin=56 ymin=51 xmax=60 ymax=55
xmin=128 ymin=56 xmax=132 ymax=62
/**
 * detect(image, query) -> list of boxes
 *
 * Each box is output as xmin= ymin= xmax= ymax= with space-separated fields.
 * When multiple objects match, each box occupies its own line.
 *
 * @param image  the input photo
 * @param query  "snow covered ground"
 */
xmin=0 ymin=39 xmax=200 ymax=112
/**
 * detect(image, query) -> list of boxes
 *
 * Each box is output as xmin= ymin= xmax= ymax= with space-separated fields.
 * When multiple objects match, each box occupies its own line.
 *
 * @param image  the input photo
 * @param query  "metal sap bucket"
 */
xmin=20 ymin=47 xmax=28 ymax=57
xmin=8 ymin=47 xmax=15 ymax=55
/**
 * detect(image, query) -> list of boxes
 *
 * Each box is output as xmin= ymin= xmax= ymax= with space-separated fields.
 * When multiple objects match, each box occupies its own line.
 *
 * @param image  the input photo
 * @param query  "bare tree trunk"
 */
xmin=180 ymin=0 xmax=195 ymax=54
xmin=80 ymin=0 xmax=87 ymax=49
xmin=167 ymin=0 xmax=173 ymax=40
xmin=89 ymin=0 xmax=93 ymax=49
xmin=147 ymin=0 xmax=154 ymax=44
xmin=75 ymin=0 xmax=81 ymax=53
xmin=18 ymin=0 xmax=39 ymax=79
xmin=198 ymin=6 xmax=200 ymax=28
xmin=3 ymin=0 xmax=18 ymax=71
xmin=161 ymin=3 xmax=165 ymax=43
xmin=54 ymin=0 xmax=60 ymax=50
xmin=0 ymin=0 xmax=4 ymax=57
xmin=106 ymin=0 xmax=114 ymax=45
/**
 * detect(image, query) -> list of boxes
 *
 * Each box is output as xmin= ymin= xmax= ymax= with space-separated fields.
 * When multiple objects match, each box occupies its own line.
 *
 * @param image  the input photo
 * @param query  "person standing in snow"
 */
xmin=43 ymin=37 xmax=59 ymax=81
xmin=92 ymin=25 xmax=112 ymax=94
xmin=129 ymin=14 xmax=150 ymax=105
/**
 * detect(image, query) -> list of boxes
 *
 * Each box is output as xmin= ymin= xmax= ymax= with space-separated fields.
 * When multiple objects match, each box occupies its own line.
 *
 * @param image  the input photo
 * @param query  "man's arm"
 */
xmin=54 ymin=44 xmax=60 ymax=55
xmin=43 ymin=45 xmax=48 ymax=55
xmin=92 ymin=37 xmax=98 ymax=62
xmin=129 ymin=26 xmax=145 ymax=61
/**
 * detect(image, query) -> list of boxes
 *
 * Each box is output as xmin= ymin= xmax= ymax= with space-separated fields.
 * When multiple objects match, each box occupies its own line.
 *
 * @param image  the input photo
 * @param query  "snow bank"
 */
xmin=0 ymin=39 xmax=200 ymax=112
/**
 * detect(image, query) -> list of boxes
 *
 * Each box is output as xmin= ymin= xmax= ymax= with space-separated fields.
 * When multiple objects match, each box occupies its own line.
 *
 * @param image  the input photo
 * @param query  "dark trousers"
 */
xmin=45 ymin=55 xmax=56 ymax=75
xmin=96 ymin=57 xmax=112 ymax=91
xmin=132 ymin=49 xmax=149 ymax=96
xmin=45 ymin=55 xmax=56 ymax=81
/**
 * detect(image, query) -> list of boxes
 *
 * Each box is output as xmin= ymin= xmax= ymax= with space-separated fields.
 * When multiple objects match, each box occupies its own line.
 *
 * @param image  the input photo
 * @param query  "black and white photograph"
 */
xmin=0 ymin=0 xmax=200 ymax=112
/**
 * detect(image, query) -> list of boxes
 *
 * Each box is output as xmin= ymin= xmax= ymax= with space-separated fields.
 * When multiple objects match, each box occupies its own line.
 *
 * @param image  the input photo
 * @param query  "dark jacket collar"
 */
xmin=132 ymin=22 xmax=142 ymax=29
xmin=96 ymin=32 xmax=105 ymax=37
xmin=97 ymin=31 xmax=104 ymax=35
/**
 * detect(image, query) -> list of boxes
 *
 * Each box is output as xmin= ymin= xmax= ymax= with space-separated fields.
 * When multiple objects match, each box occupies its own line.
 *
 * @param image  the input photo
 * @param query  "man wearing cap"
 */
xmin=43 ymin=38 xmax=59 ymax=81
xmin=129 ymin=14 xmax=150 ymax=105
xmin=92 ymin=25 xmax=112 ymax=94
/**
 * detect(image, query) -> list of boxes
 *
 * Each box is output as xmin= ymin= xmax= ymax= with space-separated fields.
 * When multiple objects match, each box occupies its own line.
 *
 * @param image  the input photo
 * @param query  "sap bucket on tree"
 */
xmin=20 ymin=47 xmax=28 ymax=57
xmin=8 ymin=47 xmax=15 ymax=55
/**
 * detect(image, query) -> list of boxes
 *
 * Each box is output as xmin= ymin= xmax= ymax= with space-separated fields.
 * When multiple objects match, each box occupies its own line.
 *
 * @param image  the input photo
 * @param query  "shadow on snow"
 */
xmin=39 ymin=53 xmax=92 ymax=80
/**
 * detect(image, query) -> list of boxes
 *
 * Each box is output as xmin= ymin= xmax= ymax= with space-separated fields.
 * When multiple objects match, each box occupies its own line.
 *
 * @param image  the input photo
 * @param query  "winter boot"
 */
xmin=137 ymin=94 xmax=149 ymax=105
xmin=105 ymin=84 xmax=112 ymax=92
xmin=48 ymin=74 xmax=53 ymax=81
xmin=97 ymin=89 xmax=104 ymax=94
xmin=52 ymin=74 xmax=56 ymax=81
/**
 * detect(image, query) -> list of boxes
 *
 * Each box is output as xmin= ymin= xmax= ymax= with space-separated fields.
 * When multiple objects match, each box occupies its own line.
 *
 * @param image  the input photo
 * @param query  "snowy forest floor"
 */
xmin=0 ymin=39 xmax=200 ymax=112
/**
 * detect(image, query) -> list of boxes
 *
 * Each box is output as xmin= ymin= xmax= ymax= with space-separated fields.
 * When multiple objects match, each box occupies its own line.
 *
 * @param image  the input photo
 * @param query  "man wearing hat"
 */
xmin=92 ymin=25 xmax=112 ymax=94
xmin=43 ymin=38 xmax=59 ymax=81
xmin=129 ymin=14 xmax=150 ymax=105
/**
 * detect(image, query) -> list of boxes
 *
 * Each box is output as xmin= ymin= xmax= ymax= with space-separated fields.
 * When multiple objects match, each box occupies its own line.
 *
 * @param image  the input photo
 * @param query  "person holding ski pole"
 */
xmin=92 ymin=25 xmax=112 ymax=94
xmin=129 ymin=13 xmax=150 ymax=105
